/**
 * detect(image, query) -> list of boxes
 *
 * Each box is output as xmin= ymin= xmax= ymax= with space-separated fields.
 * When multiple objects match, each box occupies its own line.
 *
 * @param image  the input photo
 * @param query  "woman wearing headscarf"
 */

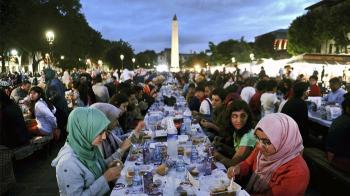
xmin=227 ymin=113 xmax=309 ymax=196
xmin=52 ymin=107 xmax=122 ymax=196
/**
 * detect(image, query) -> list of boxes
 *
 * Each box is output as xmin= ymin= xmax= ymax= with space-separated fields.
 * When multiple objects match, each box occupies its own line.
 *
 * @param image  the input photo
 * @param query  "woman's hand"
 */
xmin=200 ymin=119 xmax=213 ymax=129
xmin=108 ymin=160 xmax=123 ymax=168
xmin=103 ymin=166 xmax=122 ymax=182
xmin=227 ymin=165 xmax=240 ymax=179
xmin=120 ymin=138 xmax=132 ymax=151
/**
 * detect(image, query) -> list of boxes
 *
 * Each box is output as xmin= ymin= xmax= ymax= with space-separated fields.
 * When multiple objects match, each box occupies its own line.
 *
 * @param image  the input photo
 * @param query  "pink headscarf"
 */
xmin=247 ymin=113 xmax=304 ymax=193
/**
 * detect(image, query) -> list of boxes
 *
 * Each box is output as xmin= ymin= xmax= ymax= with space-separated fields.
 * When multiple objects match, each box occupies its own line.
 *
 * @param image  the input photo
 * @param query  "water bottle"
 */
xmin=167 ymin=118 xmax=178 ymax=159
xmin=176 ymin=155 xmax=186 ymax=180
xmin=183 ymin=108 xmax=192 ymax=133
xmin=326 ymin=106 xmax=332 ymax=121
xmin=190 ymin=145 xmax=198 ymax=164
xmin=203 ymin=156 xmax=213 ymax=176
xmin=143 ymin=142 xmax=151 ymax=164
xmin=132 ymin=167 xmax=142 ymax=188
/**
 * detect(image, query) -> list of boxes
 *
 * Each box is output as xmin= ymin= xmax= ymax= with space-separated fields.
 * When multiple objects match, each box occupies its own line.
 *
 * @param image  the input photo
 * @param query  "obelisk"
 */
xmin=171 ymin=14 xmax=180 ymax=71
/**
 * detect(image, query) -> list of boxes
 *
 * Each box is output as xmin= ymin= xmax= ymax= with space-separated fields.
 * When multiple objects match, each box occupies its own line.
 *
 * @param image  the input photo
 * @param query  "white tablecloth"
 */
xmin=308 ymin=111 xmax=332 ymax=128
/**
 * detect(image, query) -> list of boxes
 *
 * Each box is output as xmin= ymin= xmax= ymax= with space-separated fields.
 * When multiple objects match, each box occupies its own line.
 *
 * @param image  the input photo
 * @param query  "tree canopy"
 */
xmin=0 ymin=0 xmax=134 ymax=72
xmin=208 ymin=37 xmax=252 ymax=65
xmin=287 ymin=1 xmax=350 ymax=55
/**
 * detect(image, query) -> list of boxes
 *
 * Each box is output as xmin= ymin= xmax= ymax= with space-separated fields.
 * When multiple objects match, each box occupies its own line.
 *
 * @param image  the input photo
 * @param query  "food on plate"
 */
xmin=156 ymin=164 xmax=168 ymax=176
xmin=178 ymin=146 xmax=185 ymax=155
xmin=188 ymin=167 xmax=199 ymax=177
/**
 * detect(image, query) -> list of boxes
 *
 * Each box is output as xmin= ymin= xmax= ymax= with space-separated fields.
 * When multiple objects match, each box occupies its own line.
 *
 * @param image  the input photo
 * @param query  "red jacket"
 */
xmin=249 ymin=91 xmax=263 ymax=117
xmin=309 ymin=84 xmax=321 ymax=97
xmin=239 ymin=148 xmax=309 ymax=196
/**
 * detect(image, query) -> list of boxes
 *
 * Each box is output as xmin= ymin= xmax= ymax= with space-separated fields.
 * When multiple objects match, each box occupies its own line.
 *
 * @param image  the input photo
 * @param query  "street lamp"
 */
xmin=45 ymin=30 xmax=55 ymax=67
xmin=120 ymin=54 xmax=124 ymax=70
xmin=132 ymin=57 xmax=136 ymax=69
xmin=11 ymin=49 xmax=18 ymax=56
xmin=98 ymin=60 xmax=103 ymax=66
xmin=231 ymin=57 xmax=236 ymax=64
xmin=60 ymin=55 xmax=65 ymax=60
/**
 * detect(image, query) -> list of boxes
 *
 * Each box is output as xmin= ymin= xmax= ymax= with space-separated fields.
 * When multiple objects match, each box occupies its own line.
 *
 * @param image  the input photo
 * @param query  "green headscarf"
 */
xmin=67 ymin=107 xmax=110 ymax=179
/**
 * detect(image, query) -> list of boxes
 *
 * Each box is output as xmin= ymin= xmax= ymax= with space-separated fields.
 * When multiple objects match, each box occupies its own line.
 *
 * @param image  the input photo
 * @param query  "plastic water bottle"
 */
xmin=176 ymin=155 xmax=186 ymax=180
xmin=190 ymin=145 xmax=198 ymax=164
xmin=143 ymin=142 xmax=151 ymax=164
xmin=167 ymin=118 xmax=178 ymax=159
xmin=132 ymin=167 xmax=142 ymax=190
xmin=203 ymin=156 xmax=213 ymax=176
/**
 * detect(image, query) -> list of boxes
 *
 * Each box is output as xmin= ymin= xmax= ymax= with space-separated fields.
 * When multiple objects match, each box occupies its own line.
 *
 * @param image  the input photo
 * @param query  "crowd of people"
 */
xmin=1 ymin=64 xmax=349 ymax=195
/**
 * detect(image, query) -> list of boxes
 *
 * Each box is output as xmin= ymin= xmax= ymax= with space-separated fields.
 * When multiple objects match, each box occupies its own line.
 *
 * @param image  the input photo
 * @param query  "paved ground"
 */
xmin=5 ymin=144 xmax=61 ymax=196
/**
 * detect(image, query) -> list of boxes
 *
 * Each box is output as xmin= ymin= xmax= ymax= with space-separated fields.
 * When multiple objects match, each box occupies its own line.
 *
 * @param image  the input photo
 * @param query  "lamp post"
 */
xmin=120 ymin=54 xmax=124 ymax=70
xmin=45 ymin=30 xmax=55 ymax=67
xmin=132 ymin=57 xmax=136 ymax=69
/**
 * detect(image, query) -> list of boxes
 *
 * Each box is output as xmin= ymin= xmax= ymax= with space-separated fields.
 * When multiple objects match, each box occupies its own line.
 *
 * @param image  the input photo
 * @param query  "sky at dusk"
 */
xmin=80 ymin=0 xmax=320 ymax=53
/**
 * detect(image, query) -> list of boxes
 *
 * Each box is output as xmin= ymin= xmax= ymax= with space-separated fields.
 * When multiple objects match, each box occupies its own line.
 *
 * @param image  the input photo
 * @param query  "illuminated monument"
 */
xmin=171 ymin=14 xmax=180 ymax=72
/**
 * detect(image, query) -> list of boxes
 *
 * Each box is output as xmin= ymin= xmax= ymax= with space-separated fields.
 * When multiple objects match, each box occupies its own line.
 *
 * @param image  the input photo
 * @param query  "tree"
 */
xmin=208 ymin=37 xmax=252 ymax=64
xmin=183 ymin=52 xmax=208 ymax=68
xmin=104 ymin=40 xmax=134 ymax=70
xmin=287 ymin=1 xmax=350 ymax=55
xmin=287 ymin=13 xmax=320 ymax=55
xmin=135 ymin=50 xmax=157 ymax=68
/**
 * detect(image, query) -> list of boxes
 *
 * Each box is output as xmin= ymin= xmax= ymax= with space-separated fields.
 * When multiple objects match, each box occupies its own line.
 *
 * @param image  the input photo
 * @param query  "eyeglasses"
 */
xmin=255 ymin=135 xmax=272 ymax=146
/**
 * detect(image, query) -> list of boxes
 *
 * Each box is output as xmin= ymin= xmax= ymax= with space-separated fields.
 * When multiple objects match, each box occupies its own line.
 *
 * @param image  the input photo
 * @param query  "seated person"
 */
xmin=193 ymin=85 xmax=212 ymax=120
xmin=227 ymin=113 xmax=309 ymax=196
xmin=0 ymin=88 xmax=30 ymax=148
xmin=326 ymin=92 xmax=350 ymax=173
xmin=213 ymin=100 xmax=256 ymax=167
xmin=249 ymin=80 xmax=267 ymax=121
xmin=281 ymin=82 xmax=310 ymax=145
xmin=187 ymin=83 xmax=200 ymax=112
xmin=27 ymin=86 xmax=58 ymax=136
xmin=200 ymin=88 xmax=227 ymax=140
xmin=90 ymin=103 xmax=144 ymax=162
xmin=52 ymin=108 xmax=122 ymax=195
xmin=10 ymin=80 xmax=31 ymax=103
xmin=308 ymin=75 xmax=321 ymax=97
xmin=260 ymin=79 xmax=280 ymax=117
xmin=323 ymin=77 xmax=346 ymax=105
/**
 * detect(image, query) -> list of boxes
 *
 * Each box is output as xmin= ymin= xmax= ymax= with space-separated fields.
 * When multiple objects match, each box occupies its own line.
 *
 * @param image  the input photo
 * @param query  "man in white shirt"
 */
xmin=260 ymin=80 xmax=280 ymax=117
xmin=120 ymin=68 xmax=135 ymax=83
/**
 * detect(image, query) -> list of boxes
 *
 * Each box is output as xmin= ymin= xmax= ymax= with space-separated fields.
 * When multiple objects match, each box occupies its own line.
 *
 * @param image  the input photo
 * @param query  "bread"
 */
xmin=156 ymin=164 xmax=168 ymax=176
